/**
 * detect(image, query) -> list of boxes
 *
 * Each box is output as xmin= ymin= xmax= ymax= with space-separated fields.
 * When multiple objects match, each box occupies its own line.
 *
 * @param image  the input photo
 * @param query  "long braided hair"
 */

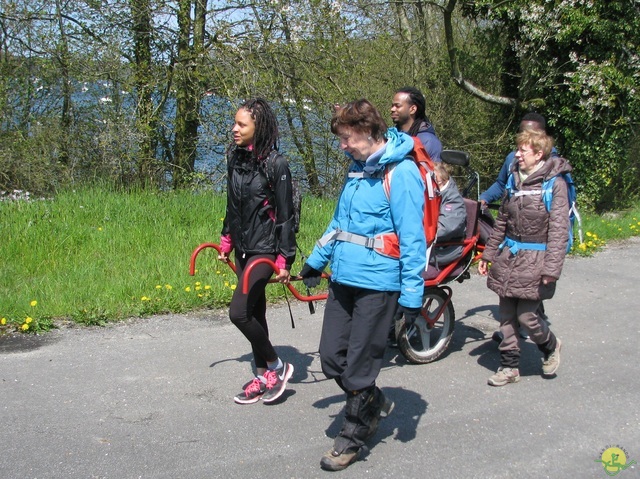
xmin=241 ymin=98 xmax=279 ymax=160
xmin=396 ymin=86 xmax=432 ymax=137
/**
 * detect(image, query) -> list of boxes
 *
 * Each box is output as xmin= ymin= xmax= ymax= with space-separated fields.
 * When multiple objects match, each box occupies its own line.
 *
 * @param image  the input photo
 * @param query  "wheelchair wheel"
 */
xmin=396 ymin=287 xmax=455 ymax=364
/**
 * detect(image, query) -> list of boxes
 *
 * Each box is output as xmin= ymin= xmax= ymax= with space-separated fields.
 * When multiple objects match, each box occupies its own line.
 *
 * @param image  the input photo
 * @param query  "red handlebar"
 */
xmin=189 ymin=243 xmax=328 ymax=303
xmin=242 ymin=257 xmax=329 ymax=302
xmin=189 ymin=243 xmax=235 ymax=276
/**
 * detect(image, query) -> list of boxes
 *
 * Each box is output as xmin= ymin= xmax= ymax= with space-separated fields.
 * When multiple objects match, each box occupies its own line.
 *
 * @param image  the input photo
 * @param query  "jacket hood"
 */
xmin=544 ymin=155 xmax=573 ymax=179
xmin=417 ymin=120 xmax=437 ymax=135
xmin=359 ymin=128 xmax=414 ymax=175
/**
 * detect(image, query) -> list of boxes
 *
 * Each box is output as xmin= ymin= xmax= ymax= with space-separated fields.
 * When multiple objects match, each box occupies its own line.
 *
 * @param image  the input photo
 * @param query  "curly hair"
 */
xmin=239 ymin=98 xmax=279 ymax=159
xmin=331 ymin=99 xmax=387 ymax=141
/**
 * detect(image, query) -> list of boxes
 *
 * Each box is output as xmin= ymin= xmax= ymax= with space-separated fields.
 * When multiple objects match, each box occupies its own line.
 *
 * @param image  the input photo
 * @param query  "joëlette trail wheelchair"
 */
xmin=189 ymin=150 xmax=482 ymax=365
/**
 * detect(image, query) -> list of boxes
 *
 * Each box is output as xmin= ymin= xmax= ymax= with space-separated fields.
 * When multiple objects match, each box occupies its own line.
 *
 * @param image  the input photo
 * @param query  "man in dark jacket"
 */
xmin=391 ymin=86 xmax=442 ymax=162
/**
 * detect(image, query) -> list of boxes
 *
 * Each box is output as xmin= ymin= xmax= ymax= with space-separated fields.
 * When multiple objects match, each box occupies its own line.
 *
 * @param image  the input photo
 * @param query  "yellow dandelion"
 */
xmin=230 ymin=284 xmax=237 ymax=290
xmin=586 ymin=231 xmax=593 ymax=237
xmin=141 ymin=296 xmax=151 ymax=301
xmin=204 ymin=285 xmax=211 ymax=290
xmin=25 ymin=317 xmax=33 ymax=324
xmin=22 ymin=323 xmax=29 ymax=331
xmin=195 ymin=281 xmax=201 ymax=286
xmin=1 ymin=317 xmax=6 ymax=325
xmin=30 ymin=300 xmax=38 ymax=307
xmin=216 ymin=270 xmax=221 ymax=275
xmin=185 ymin=286 xmax=191 ymax=292
xmin=197 ymin=293 xmax=203 ymax=298
xmin=224 ymin=281 xmax=229 ymax=287
xmin=156 ymin=285 xmax=162 ymax=289
xmin=578 ymin=243 xmax=587 ymax=251
xmin=98 ymin=227 xmax=103 ymax=231
xmin=165 ymin=284 xmax=173 ymax=290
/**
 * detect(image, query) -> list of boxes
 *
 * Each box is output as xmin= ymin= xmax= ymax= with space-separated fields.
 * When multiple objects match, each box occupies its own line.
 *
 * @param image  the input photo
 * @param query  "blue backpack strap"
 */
xmin=541 ymin=176 xmax=556 ymax=212
xmin=505 ymin=173 xmax=516 ymax=198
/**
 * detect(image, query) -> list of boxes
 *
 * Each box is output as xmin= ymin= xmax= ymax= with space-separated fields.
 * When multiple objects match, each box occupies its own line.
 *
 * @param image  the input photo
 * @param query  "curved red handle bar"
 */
xmin=241 ymin=257 xmax=329 ymax=302
xmin=189 ymin=243 xmax=235 ymax=276
xmin=189 ymin=242 xmax=328 ymax=303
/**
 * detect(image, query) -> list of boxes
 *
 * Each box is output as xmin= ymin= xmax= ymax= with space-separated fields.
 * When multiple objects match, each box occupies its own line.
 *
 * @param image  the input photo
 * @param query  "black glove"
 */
xmin=298 ymin=263 xmax=323 ymax=288
xmin=395 ymin=305 xmax=422 ymax=328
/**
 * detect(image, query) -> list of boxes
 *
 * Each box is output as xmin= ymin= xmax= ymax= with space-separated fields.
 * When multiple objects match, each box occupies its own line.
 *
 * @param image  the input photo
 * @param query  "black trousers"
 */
xmin=319 ymin=281 xmax=400 ymax=392
xmin=228 ymin=253 xmax=277 ymax=370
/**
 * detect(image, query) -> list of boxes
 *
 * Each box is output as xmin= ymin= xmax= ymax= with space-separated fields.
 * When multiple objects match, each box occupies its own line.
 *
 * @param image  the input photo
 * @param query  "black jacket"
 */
xmin=221 ymin=146 xmax=296 ymax=268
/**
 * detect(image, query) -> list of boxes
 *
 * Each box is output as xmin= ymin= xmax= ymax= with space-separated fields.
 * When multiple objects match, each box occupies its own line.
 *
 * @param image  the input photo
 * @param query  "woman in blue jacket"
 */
xmin=299 ymin=99 xmax=426 ymax=471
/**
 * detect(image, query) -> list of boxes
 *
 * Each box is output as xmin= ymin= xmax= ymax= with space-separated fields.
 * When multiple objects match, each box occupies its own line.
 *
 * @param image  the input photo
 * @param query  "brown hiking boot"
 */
xmin=320 ymin=448 xmax=359 ymax=471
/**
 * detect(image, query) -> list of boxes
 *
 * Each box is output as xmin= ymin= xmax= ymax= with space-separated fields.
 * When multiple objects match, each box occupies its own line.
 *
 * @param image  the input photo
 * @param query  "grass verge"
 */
xmin=1 ymin=186 xmax=638 ymax=333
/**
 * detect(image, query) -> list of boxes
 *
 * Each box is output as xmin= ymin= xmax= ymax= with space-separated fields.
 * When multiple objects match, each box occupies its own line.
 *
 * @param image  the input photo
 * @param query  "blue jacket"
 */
xmin=306 ymin=129 xmax=426 ymax=308
xmin=479 ymin=151 xmax=515 ymax=204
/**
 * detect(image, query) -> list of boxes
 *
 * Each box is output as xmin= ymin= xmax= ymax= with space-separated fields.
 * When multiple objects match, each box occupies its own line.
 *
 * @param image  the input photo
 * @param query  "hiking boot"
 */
xmin=487 ymin=367 xmax=520 ymax=386
xmin=542 ymin=339 xmax=562 ymax=376
xmin=262 ymin=362 xmax=294 ymax=403
xmin=233 ymin=377 xmax=266 ymax=404
xmin=320 ymin=448 xmax=359 ymax=471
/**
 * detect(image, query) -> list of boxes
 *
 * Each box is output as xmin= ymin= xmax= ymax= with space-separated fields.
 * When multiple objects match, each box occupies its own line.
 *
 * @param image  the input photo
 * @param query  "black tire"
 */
xmin=396 ymin=287 xmax=455 ymax=364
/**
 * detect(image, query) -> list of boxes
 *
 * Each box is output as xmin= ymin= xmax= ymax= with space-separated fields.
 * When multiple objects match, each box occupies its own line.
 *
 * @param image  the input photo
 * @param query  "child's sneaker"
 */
xmin=487 ymin=367 xmax=520 ymax=386
xmin=233 ymin=377 xmax=266 ymax=404
xmin=542 ymin=338 xmax=562 ymax=376
xmin=262 ymin=362 xmax=294 ymax=403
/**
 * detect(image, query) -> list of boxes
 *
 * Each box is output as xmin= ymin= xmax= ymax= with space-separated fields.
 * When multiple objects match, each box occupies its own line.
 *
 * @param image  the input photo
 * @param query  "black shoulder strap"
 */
xmin=262 ymin=150 xmax=279 ymax=187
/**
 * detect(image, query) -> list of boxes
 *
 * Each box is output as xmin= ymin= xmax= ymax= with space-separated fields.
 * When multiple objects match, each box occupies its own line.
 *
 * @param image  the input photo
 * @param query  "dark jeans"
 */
xmin=228 ymin=253 xmax=277 ymax=370
xmin=319 ymin=281 xmax=399 ymax=392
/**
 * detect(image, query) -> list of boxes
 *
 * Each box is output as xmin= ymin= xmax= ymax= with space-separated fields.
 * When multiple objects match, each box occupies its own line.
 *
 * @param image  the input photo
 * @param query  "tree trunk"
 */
xmin=131 ymin=0 xmax=158 ymax=186
xmin=55 ymin=0 xmax=72 ymax=167
xmin=173 ymin=0 xmax=206 ymax=188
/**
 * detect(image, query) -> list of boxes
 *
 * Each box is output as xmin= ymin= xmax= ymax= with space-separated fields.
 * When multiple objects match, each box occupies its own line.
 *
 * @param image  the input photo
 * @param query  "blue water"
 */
xmin=16 ymin=79 xmax=336 ymax=190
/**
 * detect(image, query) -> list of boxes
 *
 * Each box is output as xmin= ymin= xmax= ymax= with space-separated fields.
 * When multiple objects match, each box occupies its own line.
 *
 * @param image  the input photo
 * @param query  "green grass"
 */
xmin=576 ymin=207 xmax=640 ymax=253
xmin=1 ymin=185 xmax=638 ymax=333
xmin=0 ymin=186 xmax=334 ymax=333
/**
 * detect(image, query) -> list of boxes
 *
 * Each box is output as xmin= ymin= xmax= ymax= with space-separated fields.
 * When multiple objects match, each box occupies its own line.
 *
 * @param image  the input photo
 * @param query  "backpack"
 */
xmin=505 ymin=167 xmax=583 ymax=253
xmin=383 ymin=136 xmax=441 ymax=247
xmin=541 ymin=173 xmax=583 ymax=253
xmin=262 ymin=150 xmax=302 ymax=233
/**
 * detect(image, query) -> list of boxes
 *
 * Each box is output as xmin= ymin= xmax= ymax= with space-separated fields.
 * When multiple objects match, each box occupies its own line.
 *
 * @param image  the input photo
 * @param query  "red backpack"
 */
xmin=383 ymin=136 xmax=441 ymax=248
